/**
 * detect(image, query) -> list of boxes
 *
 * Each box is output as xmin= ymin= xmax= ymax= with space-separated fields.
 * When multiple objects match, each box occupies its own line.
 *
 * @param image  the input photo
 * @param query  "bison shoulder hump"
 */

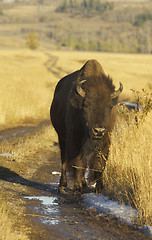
xmin=80 ymin=59 xmax=105 ymax=78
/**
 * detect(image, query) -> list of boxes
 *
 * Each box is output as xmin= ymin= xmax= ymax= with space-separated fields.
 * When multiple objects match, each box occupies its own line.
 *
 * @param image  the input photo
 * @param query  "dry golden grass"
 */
xmin=0 ymin=201 xmax=29 ymax=240
xmin=0 ymin=49 xmax=58 ymax=127
xmin=104 ymin=109 xmax=152 ymax=226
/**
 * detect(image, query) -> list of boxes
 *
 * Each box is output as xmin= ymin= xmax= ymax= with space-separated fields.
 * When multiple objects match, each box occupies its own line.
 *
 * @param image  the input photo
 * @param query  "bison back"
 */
xmin=50 ymin=70 xmax=79 ymax=137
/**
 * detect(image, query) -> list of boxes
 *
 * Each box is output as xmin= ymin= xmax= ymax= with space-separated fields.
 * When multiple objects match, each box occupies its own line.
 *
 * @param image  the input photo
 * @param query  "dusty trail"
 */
xmin=0 ymin=125 xmax=150 ymax=240
xmin=44 ymin=52 xmax=70 ymax=78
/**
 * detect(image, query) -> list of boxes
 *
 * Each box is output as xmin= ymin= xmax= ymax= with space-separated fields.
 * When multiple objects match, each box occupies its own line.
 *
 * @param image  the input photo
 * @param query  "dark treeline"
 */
xmin=56 ymin=0 xmax=114 ymax=17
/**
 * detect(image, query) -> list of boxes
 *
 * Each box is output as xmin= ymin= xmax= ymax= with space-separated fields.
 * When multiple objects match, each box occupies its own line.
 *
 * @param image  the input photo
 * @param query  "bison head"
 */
xmin=76 ymin=76 xmax=123 ymax=141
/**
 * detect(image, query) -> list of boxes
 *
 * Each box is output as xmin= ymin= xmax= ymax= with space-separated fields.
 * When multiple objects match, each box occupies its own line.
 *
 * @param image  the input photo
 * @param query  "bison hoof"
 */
xmin=73 ymin=186 xmax=83 ymax=196
xmin=58 ymin=186 xmax=68 ymax=194
xmin=74 ymin=184 xmax=91 ymax=195
xmin=95 ymin=184 xmax=104 ymax=194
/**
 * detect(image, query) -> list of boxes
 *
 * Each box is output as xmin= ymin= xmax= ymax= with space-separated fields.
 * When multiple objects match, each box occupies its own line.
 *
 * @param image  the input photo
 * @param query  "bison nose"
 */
xmin=92 ymin=127 xmax=106 ymax=139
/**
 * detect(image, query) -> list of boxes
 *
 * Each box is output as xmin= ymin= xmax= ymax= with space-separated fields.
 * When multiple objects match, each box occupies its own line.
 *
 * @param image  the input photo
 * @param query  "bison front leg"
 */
xmin=95 ymin=156 xmax=107 ymax=193
xmin=95 ymin=173 xmax=104 ymax=193
xmin=74 ymin=171 xmax=86 ymax=193
xmin=73 ymin=156 xmax=87 ymax=193
xmin=59 ymin=161 xmax=67 ymax=193
xmin=88 ymin=152 xmax=106 ymax=193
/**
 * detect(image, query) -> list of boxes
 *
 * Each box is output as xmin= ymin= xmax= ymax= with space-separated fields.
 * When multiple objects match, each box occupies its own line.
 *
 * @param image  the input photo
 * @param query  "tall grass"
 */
xmin=0 ymin=201 xmax=29 ymax=240
xmin=0 ymin=49 xmax=58 ymax=127
xmin=103 ymin=97 xmax=152 ymax=226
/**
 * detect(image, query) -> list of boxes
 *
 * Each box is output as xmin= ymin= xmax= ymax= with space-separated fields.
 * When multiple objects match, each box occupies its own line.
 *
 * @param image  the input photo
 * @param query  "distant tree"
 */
xmin=56 ymin=0 xmax=68 ymax=12
xmin=0 ymin=9 xmax=3 ymax=16
xmin=69 ymin=0 xmax=73 ymax=7
xmin=81 ymin=0 xmax=87 ymax=8
xmin=25 ymin=33 xmax=39 ymax=50
xmin=134 ymin=13 xmax=152 ymax=26
xmin=89 ymin=0 xmax=93 ymax=9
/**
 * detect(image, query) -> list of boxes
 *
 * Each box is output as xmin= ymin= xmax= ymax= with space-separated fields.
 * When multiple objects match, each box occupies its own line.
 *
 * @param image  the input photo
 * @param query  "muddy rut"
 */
xmin=0 ymin=124 xmax=150 ymax=240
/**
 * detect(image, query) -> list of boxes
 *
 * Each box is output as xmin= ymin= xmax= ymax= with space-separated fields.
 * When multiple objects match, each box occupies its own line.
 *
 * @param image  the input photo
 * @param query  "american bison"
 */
xmin=50 ymin=59 xmax=123 ymax=193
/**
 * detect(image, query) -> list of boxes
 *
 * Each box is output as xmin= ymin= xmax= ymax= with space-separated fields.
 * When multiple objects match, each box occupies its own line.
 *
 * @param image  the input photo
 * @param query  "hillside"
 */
xmin=0 ymin=0 xmax=152 ymax=53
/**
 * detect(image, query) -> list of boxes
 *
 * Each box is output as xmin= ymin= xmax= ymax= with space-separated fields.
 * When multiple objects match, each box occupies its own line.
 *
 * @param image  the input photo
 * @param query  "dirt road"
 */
xmin=0 ymin=125 xmax=150 ymax=240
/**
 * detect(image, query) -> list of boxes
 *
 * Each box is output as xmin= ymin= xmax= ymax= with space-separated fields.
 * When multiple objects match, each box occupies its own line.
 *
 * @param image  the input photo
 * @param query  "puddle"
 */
xmin=51 ymin=171 xmax=61 ymax=176
xmin=0 ymin=123 xmax=47 ymax=142
xmin=0 ymin=129 xmax=27 ymax=141
xmin=120 ymin=101 xmax=141 ymax=111
xmin=24 ymin=195 xmax=60 ymax=225
xmin=12 ymin=130 xmax=26 ymax=136
xmin=0 ymin=153 xmax=13 ymax=157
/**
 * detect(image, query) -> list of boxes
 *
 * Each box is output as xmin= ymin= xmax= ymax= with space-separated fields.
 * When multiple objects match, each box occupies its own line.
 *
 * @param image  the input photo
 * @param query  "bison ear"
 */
xmin=111 ymin=82 xmax=123 ymax=100
xmin=76 ymin=80 xmax=86 ymax=98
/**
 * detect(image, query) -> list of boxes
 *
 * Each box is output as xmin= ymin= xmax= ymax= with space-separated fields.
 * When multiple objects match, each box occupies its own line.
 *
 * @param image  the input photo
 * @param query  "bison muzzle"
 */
xmin=50 ymin=59 xmax=123 ymax=193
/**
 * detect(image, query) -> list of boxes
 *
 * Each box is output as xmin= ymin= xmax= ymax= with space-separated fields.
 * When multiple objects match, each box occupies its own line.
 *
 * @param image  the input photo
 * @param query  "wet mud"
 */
xmin=0 ymin=125 xmax=150 ymax=240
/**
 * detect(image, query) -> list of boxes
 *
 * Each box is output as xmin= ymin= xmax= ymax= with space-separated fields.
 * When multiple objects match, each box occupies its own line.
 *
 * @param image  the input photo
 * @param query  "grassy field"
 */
xmin=0 ymin=49 xmax=58 ymax=127
xmin=0 ymin=49 xmax=152 ymax=127
xmin=0 ymin=49 xmax=152 ymax=237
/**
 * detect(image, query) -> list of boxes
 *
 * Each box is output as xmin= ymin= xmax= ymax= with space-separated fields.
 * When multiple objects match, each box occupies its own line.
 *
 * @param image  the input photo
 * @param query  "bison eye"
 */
xmin=110 ymin=105 xmax=113 ymax=111
xmin=83 ymin=101 xmax=89 ymax=108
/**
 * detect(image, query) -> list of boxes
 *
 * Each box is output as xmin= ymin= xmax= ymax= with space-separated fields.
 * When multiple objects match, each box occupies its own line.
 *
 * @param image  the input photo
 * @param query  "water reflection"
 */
xmin=25 ymin=195 xmax=60 ymax=225
xmin=0 ymin=153 xmax=13 ymax=157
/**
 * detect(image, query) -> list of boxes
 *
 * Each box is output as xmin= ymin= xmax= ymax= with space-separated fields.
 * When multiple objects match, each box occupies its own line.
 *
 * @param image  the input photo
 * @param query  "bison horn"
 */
xmin=76 ymin=80 xmax=86 ymax=98
xmin=111 ymin=82 xmax=123 ymax=99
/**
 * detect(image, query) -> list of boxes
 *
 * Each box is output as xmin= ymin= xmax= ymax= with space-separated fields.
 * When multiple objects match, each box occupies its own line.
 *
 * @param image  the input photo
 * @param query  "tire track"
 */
xmin=44 ymin=53 xmax=70 ymax=78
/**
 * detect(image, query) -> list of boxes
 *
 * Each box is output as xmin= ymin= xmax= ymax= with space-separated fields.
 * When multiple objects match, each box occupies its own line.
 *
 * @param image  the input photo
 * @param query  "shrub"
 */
xmin=0 ymin=9 xmax=3 ymax=16
xmin=118 ymin=89 xmax=152 ymax=126
xmin=25 ymin=33 xmax=39 ymax=50
xmin=134 ymin=13 xmax=152 ymax=27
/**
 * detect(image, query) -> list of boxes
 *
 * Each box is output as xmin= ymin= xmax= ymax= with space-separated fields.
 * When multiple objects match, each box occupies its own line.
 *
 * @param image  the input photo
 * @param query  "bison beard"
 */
xmin=50 ymin=59 xmax=123 ymax=194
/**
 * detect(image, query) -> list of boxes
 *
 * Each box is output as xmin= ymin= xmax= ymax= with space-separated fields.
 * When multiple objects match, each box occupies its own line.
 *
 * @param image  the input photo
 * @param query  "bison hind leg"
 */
xmin=59 ymin=162 xmax=67 ymax=193
xmin=58 ymin=137 xmax=67 ymax=193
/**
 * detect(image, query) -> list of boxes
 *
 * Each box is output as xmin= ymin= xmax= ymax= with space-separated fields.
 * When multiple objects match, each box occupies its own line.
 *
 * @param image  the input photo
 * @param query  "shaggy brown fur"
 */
xmin=50 ymin=59 xmax=122 ymax=193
